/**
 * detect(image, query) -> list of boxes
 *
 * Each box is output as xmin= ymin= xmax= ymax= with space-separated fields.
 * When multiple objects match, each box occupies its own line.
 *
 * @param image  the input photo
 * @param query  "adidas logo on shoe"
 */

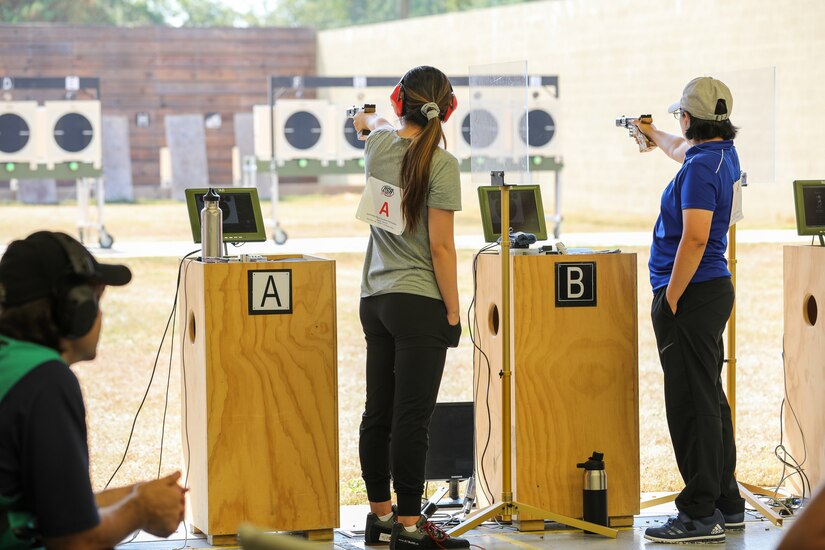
xmin=711 ymin=524 xmax=724 ymax=535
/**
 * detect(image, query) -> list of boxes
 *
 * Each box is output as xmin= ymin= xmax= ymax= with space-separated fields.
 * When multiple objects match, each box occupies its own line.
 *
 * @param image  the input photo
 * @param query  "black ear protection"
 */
xmin=50 ymin=233 xmax=99 ymax=339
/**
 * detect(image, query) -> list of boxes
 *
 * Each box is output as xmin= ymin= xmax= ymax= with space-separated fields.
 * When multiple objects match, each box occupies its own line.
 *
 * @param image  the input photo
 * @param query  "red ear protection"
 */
xmin=390 ymin=82 xmax=405 ymax=117
xmin=442 ymin=93 xmax=458 ymax=123
xmin=390 ymin=81 xmax=458 ymax=122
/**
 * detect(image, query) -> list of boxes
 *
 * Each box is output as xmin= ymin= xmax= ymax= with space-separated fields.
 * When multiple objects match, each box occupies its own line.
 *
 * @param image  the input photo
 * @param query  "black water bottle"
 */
xmin=576 ymin=451 xmax=608 ymax=533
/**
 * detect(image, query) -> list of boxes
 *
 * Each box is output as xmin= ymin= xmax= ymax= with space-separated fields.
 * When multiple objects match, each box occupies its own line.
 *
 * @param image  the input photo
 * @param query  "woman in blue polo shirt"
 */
xmin=634 ymin=77 xmax=746 ymax=544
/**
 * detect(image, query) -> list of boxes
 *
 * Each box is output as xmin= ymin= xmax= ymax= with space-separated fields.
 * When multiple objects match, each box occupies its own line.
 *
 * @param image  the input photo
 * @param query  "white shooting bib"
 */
xmin=356 ymin=176 xmax=406 ymax=235
xmin=730 ymin=177 xmax=744 ymax=226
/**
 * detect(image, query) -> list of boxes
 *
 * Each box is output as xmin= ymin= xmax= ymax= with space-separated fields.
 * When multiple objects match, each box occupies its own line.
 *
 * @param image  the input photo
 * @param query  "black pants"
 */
xmin=359 ymin=292 xmax=461 ymax=517
xmin=651 ymin=277 xmax=745 ymax=518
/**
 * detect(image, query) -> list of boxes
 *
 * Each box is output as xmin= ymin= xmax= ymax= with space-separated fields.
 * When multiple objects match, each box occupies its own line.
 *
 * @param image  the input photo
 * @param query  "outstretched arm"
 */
xmin=634 ymin=119 xmax=690 ymax=164
xmin=353 ymin=110 xmax=394 ymax=135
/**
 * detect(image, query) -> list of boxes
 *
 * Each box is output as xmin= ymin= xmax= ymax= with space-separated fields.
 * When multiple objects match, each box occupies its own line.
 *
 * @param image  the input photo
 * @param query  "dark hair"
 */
xmin=0 ymin=297 xmax=62 ymax=351
xmin=398 ymin=66 xmax=454 ymax=232
xmin=684 ymin=111 xmax=738 ymax=141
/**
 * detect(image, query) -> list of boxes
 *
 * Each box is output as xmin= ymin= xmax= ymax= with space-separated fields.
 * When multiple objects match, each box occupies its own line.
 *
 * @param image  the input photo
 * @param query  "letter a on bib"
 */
xmin=355 ymin=176 xmax=405 ymax=235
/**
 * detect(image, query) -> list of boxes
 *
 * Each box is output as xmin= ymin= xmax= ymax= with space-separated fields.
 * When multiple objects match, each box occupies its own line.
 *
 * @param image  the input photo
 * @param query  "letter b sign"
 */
xmin=555 ymin=262 xmax=596 ymax=307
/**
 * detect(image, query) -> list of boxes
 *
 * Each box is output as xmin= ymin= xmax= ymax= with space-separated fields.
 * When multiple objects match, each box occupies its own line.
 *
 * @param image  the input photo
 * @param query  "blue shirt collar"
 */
xmin=685 ymin=139 xmax=733 ymax=159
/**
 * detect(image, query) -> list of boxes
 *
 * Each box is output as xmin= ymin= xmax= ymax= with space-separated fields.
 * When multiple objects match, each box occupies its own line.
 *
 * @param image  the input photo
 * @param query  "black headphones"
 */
xmin=50 ymin=233 xmax=100 ymax=339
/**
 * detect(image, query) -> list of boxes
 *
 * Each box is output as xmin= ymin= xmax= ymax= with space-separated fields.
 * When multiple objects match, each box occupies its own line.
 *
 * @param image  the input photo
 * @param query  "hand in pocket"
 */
xmin=448 ymin=320 xmax=462 ymax=348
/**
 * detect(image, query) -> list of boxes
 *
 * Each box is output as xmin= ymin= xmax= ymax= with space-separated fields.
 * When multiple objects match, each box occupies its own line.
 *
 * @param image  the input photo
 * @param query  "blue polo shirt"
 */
xmin=649 ymin=140 xmax=740 ymax=292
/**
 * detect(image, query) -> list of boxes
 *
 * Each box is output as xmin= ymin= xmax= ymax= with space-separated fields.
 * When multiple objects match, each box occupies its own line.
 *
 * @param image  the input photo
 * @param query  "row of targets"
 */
xmin=252 ymin=93 xmax=559 ymax=165
xmin=0 ymin=100 xmax=102 ymax=170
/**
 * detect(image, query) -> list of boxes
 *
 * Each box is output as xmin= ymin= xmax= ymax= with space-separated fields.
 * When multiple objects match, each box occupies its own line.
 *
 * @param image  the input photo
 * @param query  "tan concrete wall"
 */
xmin=318 ymin=0 xmax=825 ymax=229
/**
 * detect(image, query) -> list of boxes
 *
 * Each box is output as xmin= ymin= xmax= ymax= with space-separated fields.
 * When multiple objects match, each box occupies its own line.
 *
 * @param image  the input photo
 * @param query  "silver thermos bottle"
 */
xmin=577 ymin=451 xmax=608 ymax=533
xmin=200 ymin=188 xmax=223 ymax=261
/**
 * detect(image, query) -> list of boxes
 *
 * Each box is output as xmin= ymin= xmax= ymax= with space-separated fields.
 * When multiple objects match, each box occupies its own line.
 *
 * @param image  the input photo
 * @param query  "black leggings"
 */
xmin=359 ymin=292 xmax=461 ymax=516
xmin=651 ymin=277 xmax=744 ymax=518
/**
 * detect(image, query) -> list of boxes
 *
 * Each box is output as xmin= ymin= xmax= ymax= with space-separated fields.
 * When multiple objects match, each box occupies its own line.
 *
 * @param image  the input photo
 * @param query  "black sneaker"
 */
xmin=721 ymin=510 xmax=745 ymax=531
xmin=390 ymin=516 xmax=470 ymax=549
xmin=365 ymin=506 xmax=396 ymax=545
xmin=643 ymin=509 xmax=725 ymax=544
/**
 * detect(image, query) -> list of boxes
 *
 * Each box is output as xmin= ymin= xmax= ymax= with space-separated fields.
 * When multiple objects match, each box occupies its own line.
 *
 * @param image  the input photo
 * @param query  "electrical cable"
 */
xmin=175 ymin=257 xmax=196 ymax=550
xmin=772 ymin=338 xmax=813 ymax=511
xmin=104 ymin=250 xmax=198 ymax=547
xmin=104 ymin=249 xmax=199 ymax=491
xmin=157 ymin=301 xmax=175 ymax=479
xmin=467 ymin=242 xmax=499 ymax=506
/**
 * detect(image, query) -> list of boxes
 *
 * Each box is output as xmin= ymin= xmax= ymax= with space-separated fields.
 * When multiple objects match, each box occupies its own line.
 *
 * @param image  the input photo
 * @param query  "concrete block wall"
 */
xmin=318 ymin=0 xmax=825 ymax=229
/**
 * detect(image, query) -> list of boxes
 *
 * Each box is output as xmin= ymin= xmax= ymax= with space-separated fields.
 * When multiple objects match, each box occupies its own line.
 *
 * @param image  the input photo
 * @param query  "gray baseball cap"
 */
xmin=668 ymin=77 xmax=733 ymax=121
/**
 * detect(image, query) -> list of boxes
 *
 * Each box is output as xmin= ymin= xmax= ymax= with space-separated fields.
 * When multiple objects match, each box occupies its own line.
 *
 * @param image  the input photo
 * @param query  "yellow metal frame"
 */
xmin=448 ymin=180 xmax=618 ymax=540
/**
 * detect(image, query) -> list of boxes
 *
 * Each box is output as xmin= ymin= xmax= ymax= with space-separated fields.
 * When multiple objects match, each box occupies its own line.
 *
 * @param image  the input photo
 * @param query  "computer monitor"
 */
xmin=425 ymin=402 xmax=474 ymax=483
xmin=793 ymin=180 xmax=825 ymax=238
xmin=477 ymin=184 xmax=547 ymax=243
xmin=184 ymin=187 xmax=267 ymax=243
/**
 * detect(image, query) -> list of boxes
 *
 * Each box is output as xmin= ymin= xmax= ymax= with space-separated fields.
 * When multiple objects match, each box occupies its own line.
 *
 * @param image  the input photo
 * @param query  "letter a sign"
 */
xmin=248 ymin=269 xmax=292 ymax=315
xmin=555 ymin=262 xmax=596 ymax=307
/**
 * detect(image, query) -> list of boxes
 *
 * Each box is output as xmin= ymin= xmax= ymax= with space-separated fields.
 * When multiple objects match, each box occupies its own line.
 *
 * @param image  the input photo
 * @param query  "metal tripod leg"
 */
xmin=739 ymin=483 xmax=784 ymax=526
xmin=268 ymin=162 xmax=287 ymax=245
xmin=76 ymin=177 xmax=91 ymax=244
xmin=95 ymin=177 xmax=113 ymax=248
xmin=639 ymin=484 xmax=785 ymax=527
xmin=640 ymin=492 xmax=679 ymax=509
xmin=448 ymin=500 xmax=618 ymax=539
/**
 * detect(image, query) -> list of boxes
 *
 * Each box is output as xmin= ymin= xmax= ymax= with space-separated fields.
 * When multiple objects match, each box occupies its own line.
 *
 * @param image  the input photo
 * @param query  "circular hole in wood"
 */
xmin=804 ymin=294 xmax=818 ymax=327
xmin=188 ymin=311 xmax=196 ymax=343
xmin=489 ymin=304 xmax=500 ymax=335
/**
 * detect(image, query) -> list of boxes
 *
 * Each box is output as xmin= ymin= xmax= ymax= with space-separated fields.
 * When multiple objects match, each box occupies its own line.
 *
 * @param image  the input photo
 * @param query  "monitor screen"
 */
xmin=184 ymin=187 xmax=267 ymax=243
xmin=424 ymin=402 xmax=474 ymax=481
xmin=793 ymin=180 xmax=825 ymax=236
xmin=477 ymin=185 xmax=547 ymax=243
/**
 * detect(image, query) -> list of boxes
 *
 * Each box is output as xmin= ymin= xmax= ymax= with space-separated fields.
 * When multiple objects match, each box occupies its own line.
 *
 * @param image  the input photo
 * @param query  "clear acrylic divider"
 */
xmin=468 ymin=60 xmax=530 ymax=185
xmin=715 ymin=67 xmax=776 ymax=185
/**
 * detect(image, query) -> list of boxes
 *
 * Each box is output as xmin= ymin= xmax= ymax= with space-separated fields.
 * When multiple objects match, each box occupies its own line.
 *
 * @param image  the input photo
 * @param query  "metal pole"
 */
xmin=727 ymin=223 xmax=737 ymax=433
xmin=499 ymin=179 xmax=513 ymax=519
xmin=76 ymin=178 xmax=89 ymax=243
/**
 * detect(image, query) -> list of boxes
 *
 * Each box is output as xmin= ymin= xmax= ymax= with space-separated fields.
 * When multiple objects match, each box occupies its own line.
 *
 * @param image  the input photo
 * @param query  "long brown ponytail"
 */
xmin=397 ymin=66 xmax=455 ymax=232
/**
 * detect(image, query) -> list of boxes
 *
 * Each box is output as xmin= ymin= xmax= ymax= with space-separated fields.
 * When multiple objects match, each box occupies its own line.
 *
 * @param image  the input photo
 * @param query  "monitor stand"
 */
xmin=429 ymin=476 xmax=471 ymax=509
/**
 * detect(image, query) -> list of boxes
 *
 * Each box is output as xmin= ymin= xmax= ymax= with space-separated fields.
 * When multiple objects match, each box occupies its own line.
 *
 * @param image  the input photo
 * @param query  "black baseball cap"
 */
xmin=0 ymin=231 xmax=132 ymax=307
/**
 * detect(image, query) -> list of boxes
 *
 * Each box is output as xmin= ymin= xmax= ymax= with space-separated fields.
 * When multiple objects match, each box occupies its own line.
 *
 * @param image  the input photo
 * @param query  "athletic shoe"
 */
xmin=389 ymin=516 xmax=470 ymax=549
xmin=365 ymin=506 xmax=396 ymax=545
xmin=721 ymin=510 xmax=746 ymax=531
xmin=643 ymin=509 xmax=725 ymax=544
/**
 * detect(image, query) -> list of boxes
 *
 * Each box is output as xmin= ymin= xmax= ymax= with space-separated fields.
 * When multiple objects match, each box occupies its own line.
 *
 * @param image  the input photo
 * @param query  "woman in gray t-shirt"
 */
xmin=352 ymin=66 xmax=468 ymax=549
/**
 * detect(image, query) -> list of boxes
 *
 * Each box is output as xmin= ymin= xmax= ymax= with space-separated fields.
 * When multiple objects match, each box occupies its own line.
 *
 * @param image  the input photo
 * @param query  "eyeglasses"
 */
xmin=672 ymin=109 xmax=683 ymax=120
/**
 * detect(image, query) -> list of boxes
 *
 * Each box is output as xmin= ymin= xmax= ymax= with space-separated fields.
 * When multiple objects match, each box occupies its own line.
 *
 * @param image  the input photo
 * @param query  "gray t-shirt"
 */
xmin=360 ymin=128 xmax=462 ymax=300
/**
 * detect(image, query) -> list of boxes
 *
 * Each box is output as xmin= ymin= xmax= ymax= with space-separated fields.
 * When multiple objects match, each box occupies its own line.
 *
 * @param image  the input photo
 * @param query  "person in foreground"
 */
xmin=777 ymin=483 xmax=825 ymax=550
xmin=633 ymin=77 xmax=746 ymax=544
xmin=351 ymin=65 xmax=467 ymax=549
xmin=0 ymin=231 xmax=186 ymax=549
